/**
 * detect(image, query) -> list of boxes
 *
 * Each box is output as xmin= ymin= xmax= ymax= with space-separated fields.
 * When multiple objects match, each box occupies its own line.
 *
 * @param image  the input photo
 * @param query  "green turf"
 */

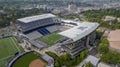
xmin=0 ymin=37 xmax=24 ymax=67
xmin=38 ymin=32 xmax=64 ymax=46
xmin=12 ymin=52 xmax=46 ymax=67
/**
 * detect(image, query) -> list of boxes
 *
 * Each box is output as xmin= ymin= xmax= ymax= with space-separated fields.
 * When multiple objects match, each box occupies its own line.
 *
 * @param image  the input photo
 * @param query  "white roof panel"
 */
xmin=17 ymin=13 xmax=56 ymax=23
xmin=85 ymin=55 xmax=100 ymax=66
xmin=58 ymin=22 xmax=99 ymax=41
xmin=61 ymin=19 xmax=81 ymax=25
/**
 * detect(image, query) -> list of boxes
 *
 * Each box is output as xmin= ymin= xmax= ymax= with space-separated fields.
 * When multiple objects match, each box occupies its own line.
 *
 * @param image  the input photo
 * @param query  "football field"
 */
xmin=38 ymin=32 xmax=64 ymax=46
xmin=0 ymin=37 xmax=24 ymax=67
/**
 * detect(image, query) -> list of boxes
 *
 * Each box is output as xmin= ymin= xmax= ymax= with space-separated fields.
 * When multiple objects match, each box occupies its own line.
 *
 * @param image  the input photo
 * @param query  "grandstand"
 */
xmin=37 ymin=28 xmax=50 ymax=35
xmin=17 ymin=13 xmax=57 ymax=34
xmin=58 ymin=22 xmax=99 ymax=57
xmin=46 ymin=25 xmax=58 ymax=33
xmin=17 ymin=13 xmax=62 ymax=50
xmin=26 ymin=31 xmax=43 ymax=40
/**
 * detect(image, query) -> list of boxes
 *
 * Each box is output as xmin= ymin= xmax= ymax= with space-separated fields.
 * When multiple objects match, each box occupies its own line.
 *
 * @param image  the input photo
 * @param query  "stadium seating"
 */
xmin=38 ymin=28 xmax=50 ymax=35
xmin=46 ymin=26 xmax=58 ymax=33
xmin=26 ymin=31 xmax=43 ymax=40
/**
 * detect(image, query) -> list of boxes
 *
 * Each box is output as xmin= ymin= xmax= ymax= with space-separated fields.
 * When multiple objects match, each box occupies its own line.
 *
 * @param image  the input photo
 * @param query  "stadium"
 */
xmin=17 ymin=13 xmax=71 ymax=49
xmin=17 ymin=13 xmax=99 ymax=57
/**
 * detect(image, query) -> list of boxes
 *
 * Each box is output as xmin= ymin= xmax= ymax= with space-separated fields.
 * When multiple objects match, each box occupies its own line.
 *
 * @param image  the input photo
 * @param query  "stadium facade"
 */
xmin=58 ymin=22 xmax=99 ymax=57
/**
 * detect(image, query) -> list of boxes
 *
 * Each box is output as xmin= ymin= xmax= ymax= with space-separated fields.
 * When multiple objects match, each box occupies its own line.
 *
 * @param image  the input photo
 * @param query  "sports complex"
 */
xmin=0 ymin=13 xmax=99 ymax=67
xmin=17 ymin=13 xmax=99 ymax=57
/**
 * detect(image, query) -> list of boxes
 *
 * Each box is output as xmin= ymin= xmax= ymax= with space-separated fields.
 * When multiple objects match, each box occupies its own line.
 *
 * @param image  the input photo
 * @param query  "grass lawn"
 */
xmin=12 ymin=52 xmax=46 ymax=67
xmin=0 ymin=37 xmax=24 ymax=67
xmin=38 ymin=32 xmax=64 ymax=46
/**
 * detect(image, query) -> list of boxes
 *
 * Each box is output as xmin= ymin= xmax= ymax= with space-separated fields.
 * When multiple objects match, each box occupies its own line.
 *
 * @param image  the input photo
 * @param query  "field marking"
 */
xmin=0 ymin=55 xmax=14 ymax=61
xmin=10 ymin=37 xmax=21 ymax=52
xmin=8 ymin=38 xmax=16 ymax=53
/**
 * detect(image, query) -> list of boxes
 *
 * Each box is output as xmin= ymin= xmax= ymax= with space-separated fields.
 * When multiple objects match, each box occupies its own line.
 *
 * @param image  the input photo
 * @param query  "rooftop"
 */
xmin=58 ymin=22 xmax=99 ymax=41
xmin=85 ymin=55 xmax=100 ymax=66
xmin=17 ymin=13 xmax=56 ymax=23
xmin=61 ymin=19 xmax=81 ymax=25
xmin=97 ymin=62 xmax=111 ymax=67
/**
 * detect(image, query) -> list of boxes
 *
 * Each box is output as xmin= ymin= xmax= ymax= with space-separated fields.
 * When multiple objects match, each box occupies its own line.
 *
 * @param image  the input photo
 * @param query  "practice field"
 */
xmin=38 ymin=32 xmax=64 ymax=46
xmin=12 ymin=52 xmax=46 ymax=67
xmin=0 ymin=37 xmax=24 ymax=67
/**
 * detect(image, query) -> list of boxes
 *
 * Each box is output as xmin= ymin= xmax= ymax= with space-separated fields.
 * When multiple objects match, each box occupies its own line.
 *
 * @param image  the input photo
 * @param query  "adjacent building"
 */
xmin=59 ymin=22 xmax=99 ymax=57
xmin=103 ymin=16 xmax=116 ymax=22
xmin=97 ymin=62 xmax=111 ymax=67
xmin=85 ymin=55 xmax=100 ymax=67
xmin=68 ymin=4 xmax=77 ymax=13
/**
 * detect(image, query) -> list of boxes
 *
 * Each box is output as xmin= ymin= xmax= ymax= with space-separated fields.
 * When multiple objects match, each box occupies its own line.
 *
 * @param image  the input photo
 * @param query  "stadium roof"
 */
xmin=17 ymin=13 xmax=56 ymax=23
xmin=58 ymin=22 xmax=99 ymax=41
xmin=61 ymin=19 xmax=81 ymax=25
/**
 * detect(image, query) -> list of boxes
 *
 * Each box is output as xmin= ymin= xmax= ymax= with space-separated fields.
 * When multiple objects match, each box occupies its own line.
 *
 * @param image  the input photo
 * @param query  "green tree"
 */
xmin=55 ymin=60 xmax=61 ymax=67
xmin=100 ymin=50 xmax=120 ymax=64
xmin=85 ymin=62 xmax=92 ymax=67
xmin=98 ymin=38 xmax=109 ymax=54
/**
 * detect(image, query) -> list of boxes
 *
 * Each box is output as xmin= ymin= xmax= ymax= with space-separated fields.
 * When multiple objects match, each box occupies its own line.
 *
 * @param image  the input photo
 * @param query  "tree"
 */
xmin=80 ymin=49 xmax=88 ymax=60
xmin=85 ymin=62 xmax=93 ymax=67
xmin=100 ymin=50 xmax=120 ymax=64
xmin=98 ymin=38 xmax=109 ymax=54
xmin=46 ymin=50 xmax=88 ymax=67
xmin=55 ymin=60 xmax=61 ymax=67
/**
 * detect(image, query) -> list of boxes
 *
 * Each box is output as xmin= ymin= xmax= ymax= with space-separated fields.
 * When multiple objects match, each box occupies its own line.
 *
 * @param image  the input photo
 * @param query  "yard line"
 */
xmin=10 ymin=37 xmax=21 ymax=52
xmin=9 ymin=38 xmax=16 ymax=52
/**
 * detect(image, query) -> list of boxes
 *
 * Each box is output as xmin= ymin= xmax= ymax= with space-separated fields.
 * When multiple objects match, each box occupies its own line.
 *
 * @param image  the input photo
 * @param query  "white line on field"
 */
xmin=10 ymin=37 xmax=21 ymax=52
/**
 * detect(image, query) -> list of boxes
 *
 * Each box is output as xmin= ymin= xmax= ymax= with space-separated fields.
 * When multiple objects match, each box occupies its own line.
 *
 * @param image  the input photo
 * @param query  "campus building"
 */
xmin=59 ymin=22 xmax=99 ymax=57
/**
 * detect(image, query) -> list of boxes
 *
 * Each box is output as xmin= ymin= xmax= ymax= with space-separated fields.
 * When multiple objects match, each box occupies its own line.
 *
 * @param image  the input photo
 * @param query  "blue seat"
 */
xmin=37 ymin=28 xmax=50 ymax=35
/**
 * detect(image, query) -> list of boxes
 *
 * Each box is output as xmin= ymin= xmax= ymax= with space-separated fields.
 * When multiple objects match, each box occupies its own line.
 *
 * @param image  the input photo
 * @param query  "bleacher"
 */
xmin=38 ymin=28 xmax=50 ymax=35
xmin=46 ymin=25 xmax=58 ymax=33
xmin=26 ymin=31 xmax=43 ymax=40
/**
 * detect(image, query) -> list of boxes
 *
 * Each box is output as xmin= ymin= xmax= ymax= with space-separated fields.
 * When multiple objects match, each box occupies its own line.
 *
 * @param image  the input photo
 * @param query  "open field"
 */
xmin=12 ymin=52 xmax=46 ymax=67
xmin=38 ymin=32 xmax=64 ymax=46
xmin=0 ymin=37 xmax=24 ymax=67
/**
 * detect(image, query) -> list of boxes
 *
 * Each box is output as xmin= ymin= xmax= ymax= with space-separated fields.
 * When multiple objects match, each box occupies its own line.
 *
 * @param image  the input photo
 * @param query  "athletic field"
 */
xmin=0 ymin=37 xmax=24 ymax=67
xmin=12 ymin=52 xmax=46 ymax=67
xmin=38 ymin=32 xmax=64 ymax=46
